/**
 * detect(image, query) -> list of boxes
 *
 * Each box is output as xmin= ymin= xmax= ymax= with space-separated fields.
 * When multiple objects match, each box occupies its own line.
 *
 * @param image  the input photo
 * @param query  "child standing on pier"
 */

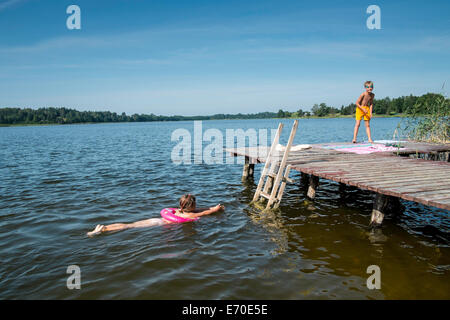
xmin=352 ymin=81 xmax=375 ymax=143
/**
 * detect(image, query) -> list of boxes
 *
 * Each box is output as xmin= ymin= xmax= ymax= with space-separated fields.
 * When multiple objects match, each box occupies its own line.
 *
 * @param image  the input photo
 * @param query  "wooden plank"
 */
xmin=292 ymin=169 xmax=450 ymax=193
xmin=370 ymin=184 xmax=449 ymax=205
xmin=429 ymin=198 xmax=450 ymax=210
xmin=318 ymin=167 xmax=446 ymax=179
xmin=435 ymin=198 xmax=450 ymax=204
xmin=339 ymin=178 xmax=449 ymax=194
xmin=296 ymin=154 xmax=449 ymax=166
xmin=295 ymin=158 xmax=400 ymax=167
xmin=288 ymin=152 xmax=369 ymax=159
xmin=315 ymin=171 xmax=350 ymax=181
xmin=352 ymin=173 xmax=450 ymax=187
xmin=358 ymin=180 xmax=450 ymax=195
xmin=427 ymin=196 xmax=450 ymax=203
xmin=338 ymin=172 xmax=450 ymax=185
xmin=381 ymin=183 xmax=450 ymax=194
xmin=341 ymin=170 xmax=447 ymax=181
xmin=260 ymin=191 xmax=270 ymax=200
xmin=325 ymin=162 xmax=449 ymax=173
xmin=296 ymin=164 xmax=445 ymax=177
xmin=401 ymin=193 xmax=448 ymax=207
xmin=331 ymin=158 xmax=450 ymax=168
xmin=361 ymin=176 xmax=450 ymax=188
xmin=369 ymin=177 xmax=450 ymax=188
xmin=403 ymin=190 xmax=450 ymax=199
xmin=304 ymin=170 xmax=446 ymax=185
xmin=335 ymin=162 xmax=450 ymax=173
xmin=369 ymin=184 xmax=448 ymax=200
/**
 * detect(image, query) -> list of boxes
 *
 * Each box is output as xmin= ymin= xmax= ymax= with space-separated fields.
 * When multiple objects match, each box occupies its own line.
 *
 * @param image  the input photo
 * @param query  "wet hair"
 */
xmin=179 ymin=194 xmax=196 ymax=213
xmin=364 ymin=80 xmax=373 ymax=87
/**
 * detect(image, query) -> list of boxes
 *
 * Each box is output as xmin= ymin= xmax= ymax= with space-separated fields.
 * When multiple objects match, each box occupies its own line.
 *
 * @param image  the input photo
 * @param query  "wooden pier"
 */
xmin=226 ymin=140 xmax=450 ymax=225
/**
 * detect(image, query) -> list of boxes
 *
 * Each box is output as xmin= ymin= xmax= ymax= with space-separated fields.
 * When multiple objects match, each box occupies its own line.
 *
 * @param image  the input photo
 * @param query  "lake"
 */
xmin=0 ymin=117 xmax=448 ymax=299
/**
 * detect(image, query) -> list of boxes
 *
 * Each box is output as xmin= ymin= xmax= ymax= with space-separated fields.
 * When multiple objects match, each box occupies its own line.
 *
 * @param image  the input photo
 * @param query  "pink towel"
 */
xmin=338 ymin=145 xmax=401 ymax=154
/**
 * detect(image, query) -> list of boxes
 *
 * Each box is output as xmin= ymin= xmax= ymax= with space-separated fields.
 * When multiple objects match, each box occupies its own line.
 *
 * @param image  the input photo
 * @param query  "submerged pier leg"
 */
xmin=371 ymin=194 xmax=387 ymax=226
xmin=370 ymin=193 xmax=404 ymax=226
xmin=242 ymin=157 xmax=255 ymax=181
xmin=300 ymin=172 xmax=309 ymax=184
xmin=307 ymin=175 xmax=320 ymax=199
xmin=338 ymin=182 xmax=347 ymax=200
xmin=299 ymin=172 xmax=309 ymax=192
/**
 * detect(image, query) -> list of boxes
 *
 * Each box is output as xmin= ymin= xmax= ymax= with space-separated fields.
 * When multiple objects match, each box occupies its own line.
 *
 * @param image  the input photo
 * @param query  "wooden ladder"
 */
xmin=252 ymin=120 xmax=299 ymax=209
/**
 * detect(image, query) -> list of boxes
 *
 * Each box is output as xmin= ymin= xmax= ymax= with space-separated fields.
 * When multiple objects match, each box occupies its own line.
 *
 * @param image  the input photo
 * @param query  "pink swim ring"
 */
xmin=160 ymin=208 xmax=198 ymax=223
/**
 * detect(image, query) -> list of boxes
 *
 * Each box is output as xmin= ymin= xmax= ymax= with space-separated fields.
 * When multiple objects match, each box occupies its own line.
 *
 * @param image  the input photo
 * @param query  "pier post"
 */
xmin=307 ymin=175 xmax=320 ymax=199
xmin=371 ymin=193 xmax=404 ymax=226
xmin=371 ymin=194 xmax=388 ymax=226
xmin=300 ymin=172 xmax=309 ymax=183
xmin=242 ymin=157 xmax=254 ymax=181
xmin=338 ymin=182 xmax=347 ymax=199
xmin=299 ymin=172 xmax=309 ymax=191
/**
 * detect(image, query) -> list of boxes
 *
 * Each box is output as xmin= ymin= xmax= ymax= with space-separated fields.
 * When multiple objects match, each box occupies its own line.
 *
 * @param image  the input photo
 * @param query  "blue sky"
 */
xmin=0 ymin=0 xmax=449 ymax=115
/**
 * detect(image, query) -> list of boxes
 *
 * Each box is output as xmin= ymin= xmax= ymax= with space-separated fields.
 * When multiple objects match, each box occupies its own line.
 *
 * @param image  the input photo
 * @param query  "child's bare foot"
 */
xmin=87 ymin=224 xmax=105 ymax=237
xmin=368 ymin=139 xmax=374 ymax=143
xmin=352 ymin=139 xmax=356 ymax=143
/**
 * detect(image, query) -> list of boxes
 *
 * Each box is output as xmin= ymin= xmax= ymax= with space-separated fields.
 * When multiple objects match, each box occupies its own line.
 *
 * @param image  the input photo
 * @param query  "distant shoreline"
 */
xmin=0 ymin=114 xmax=406 ymax=127
xmin=2 ymin=93 xmax=445 ymax=127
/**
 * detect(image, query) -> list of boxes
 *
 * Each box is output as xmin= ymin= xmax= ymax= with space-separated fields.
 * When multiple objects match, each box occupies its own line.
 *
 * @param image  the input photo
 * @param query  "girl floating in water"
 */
xmin=87 ymin=194 xmax=224 ymax=236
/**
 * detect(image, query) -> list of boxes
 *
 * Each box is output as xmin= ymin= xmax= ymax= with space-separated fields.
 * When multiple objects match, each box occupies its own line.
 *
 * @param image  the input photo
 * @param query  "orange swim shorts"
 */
xmin=356 ymin=106 xmax=371 ymax=121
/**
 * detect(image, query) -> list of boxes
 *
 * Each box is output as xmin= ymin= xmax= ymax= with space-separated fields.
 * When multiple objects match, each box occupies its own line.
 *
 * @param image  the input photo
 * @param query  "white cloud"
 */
xmin=0 ymin=0 xmax=27 ymax=12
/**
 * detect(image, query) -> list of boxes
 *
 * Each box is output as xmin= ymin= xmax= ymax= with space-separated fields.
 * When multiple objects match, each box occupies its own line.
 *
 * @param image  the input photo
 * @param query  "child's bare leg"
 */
xmin=103 ymin=223 xmax=131 ymax=232
xmin=353 ymin=120 xmax=361 ymax=142
xmin=87 ymin=218 xmax=169 ymax=236
xmin=128 ymin=218 xmax=167 ymax=228
xmin=365 ymin=120 xmax=373 ymax=143
xmin=87 ymin=223 xmax=130 ymax=236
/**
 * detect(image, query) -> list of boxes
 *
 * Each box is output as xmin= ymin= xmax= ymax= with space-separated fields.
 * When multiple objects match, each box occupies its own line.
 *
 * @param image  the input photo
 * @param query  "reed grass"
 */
xmin=399 ymin=93 xmax=449 ymax=144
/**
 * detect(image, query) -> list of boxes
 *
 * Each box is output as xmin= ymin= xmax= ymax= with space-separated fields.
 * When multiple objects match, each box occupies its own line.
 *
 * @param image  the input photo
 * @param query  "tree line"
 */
xmin=292 ymin=93 xmax=447 ymax=118
xmin=0 ymin=108 xmax=281 ymax=125
xmin=0 ymin=93 xmax=447 ymax=125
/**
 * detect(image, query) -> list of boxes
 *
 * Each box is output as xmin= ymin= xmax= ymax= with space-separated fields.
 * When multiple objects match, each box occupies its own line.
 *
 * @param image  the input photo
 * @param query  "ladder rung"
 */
xmin=283 ymin=177 xmax=294 ymax=184
xmin=267 ymin=174 xmax=293 ymax=183
xmin=260 ymin=192 xmax=270 ymax=200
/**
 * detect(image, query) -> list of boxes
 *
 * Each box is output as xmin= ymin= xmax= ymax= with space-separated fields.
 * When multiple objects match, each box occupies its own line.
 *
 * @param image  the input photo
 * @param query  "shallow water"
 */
xmin=0 ymin=118 xmax=448 ymax=299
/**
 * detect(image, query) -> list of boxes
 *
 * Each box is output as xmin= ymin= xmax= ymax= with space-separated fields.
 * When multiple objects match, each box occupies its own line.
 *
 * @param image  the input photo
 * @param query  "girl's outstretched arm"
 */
xmin=191 ymin=204 xmax=225 ymax=218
